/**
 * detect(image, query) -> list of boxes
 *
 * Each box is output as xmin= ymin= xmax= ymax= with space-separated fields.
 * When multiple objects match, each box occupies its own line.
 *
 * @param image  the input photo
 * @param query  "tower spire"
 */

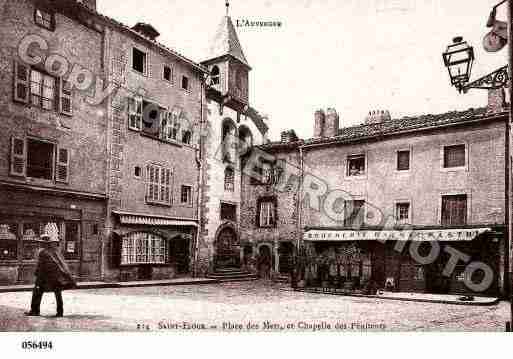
xmin=225 ymin=0 xmax=230 ymax=16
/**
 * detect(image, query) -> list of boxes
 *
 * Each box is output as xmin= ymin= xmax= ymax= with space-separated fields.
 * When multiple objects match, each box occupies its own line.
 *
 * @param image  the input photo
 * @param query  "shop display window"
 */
xmin=64 ymin=221 xmax=79 ymax=260
xmin=0 ymin=223 xmax=18 ymax=260
xmin=121 ymin=232 xmax=168 ymax=265
xmin=22 ymin=222 xmax=44 ymax=260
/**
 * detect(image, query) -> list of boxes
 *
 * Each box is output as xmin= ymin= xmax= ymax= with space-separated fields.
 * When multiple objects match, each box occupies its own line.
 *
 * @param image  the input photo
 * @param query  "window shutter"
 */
xmin=256 ymin=198 xmax=261 ymax=227
xmin=56 ymin=147 xmax=70 ymax=183
xmin=59 ymin=79 xmax=73 ymax=116
xmin=10 ymin=137 xmax=26 ymax=177
xmin=128 ymin=96 xmax=142 ymax=131
xmin=159 ymin=109 xmax=168 ymax=140
xmin=14 ymin=62 xmax=29 ymax=103
xmin=165 ymin=169 xmax=171 ymax=204
xmin=146 ymin=165 xmax=151 ymax=201
xmin=273 ymin=197 xmax=278 ymax=227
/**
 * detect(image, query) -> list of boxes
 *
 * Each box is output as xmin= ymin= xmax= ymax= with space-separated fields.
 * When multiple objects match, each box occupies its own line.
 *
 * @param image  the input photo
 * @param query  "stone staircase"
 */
xmin=274 ymin=274 xmax=290 ymax=283
xmin=207 ymin=267 xmax=258 ymax=282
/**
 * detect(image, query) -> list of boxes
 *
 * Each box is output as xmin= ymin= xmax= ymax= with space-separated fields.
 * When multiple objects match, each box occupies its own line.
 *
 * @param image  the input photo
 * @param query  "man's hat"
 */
xmin=40 ymin=223 xmax=60 ymax=243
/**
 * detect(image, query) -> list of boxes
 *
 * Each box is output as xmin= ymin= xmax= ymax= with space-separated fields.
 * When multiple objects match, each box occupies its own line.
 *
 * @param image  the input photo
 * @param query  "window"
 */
xmin=441 ymin=195 xmax=467 ymax=226
xmin=395 ymin=202 xmax=410 ymax=224
xmin=181 ymin=185 xmax=192 ymax=205
xmin=34 ymin=8 xmax=55 ymax=31
xmin=26 ymin=138 xmax=53 ymax=180
xmin=221 ymin=203 xmax=237 ymax=222
xmin=344 ymin=200 xmax=365 ymax=228
xmin=30 ymin=69 xmax=56 ymax=110
xmin=0 ymin=223 xmax=18 ymax=261
xmin=163 ymin=65 xmax=173 ymax=82
xmin=132 ymin=48 xmax=147 ymax=74
xmin=14 ymin=63 xmax=72 ymax=115
xmin=211 ymin=66 xmax=220 ymax=86
xmin=347 ymin=154 xmax=365 ymax=176
xmin=141 ymin=100 xmax=163 ymax=137
xmin=10 ymin=137 xmax=69 ymax=182
xmin=134 ymin=166 xmax=142 ymax=178
xmin=181 ymin=76 xmax=189 ymax=91
xmin=63 ymin=221 xmax=79 ymax=260
xmin=258 ymin=198 xmax=277 ymax=228
xmin=222 ymin=121 xmax=236 ymax=163
xmin=224 ymin=167 xmax=235 ymax=192
xmin=397 ymin=150 xmax=410 ymax=171
xmin=128 ymin=96 xmax=143 ymax=131
xmin=443 ymin=144 xmax=466 ymax=168
xmin=121 ymin=232 xmax=168 ymax=265
xmin=146 ymin=164 xmax=172 ymax=205
xmin=182 ymin=130 xmax=192 ymax=145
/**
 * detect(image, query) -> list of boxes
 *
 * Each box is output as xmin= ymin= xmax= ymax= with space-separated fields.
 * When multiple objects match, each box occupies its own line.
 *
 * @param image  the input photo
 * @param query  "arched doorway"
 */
xmin=215 ymin=226 xmax=240 ymax=269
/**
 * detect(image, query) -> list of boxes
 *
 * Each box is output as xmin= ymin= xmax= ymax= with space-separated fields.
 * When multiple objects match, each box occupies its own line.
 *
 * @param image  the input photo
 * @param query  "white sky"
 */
xmin=98 ymin=0 xmax=509 ymax=141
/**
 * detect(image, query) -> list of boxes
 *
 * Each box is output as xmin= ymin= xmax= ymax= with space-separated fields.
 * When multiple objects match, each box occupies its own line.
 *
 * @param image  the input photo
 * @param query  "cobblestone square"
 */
xmin=0 ymin=282 xmax=509 ymax=332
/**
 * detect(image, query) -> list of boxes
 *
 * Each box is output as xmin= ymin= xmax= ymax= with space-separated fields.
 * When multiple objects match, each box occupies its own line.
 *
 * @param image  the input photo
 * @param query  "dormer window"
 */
xmin=34 ymin=8 xmax=55 ymax=31
xmin=211 ymin=66 xmax=220 ymax=86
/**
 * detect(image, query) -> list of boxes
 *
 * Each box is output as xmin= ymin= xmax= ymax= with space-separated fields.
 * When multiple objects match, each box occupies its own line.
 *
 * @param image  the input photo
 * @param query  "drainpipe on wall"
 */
xmin=297 ymin=146 xmax=304 ymax=256
xmin=193 ymin=76 xmax=206 ymax=278
xmin=101 ymin=27 xmax=112 ymax=282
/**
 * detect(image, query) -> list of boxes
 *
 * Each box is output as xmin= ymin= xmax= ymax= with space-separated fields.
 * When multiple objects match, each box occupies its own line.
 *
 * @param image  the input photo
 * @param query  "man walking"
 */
xmin=25 ymin=224 xmax=76 ymax=318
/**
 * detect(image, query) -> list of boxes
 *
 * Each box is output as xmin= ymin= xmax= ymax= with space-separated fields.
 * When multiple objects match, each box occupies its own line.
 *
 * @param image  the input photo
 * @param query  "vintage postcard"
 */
xmin=0 ymin=0 xmax=512 ymax=353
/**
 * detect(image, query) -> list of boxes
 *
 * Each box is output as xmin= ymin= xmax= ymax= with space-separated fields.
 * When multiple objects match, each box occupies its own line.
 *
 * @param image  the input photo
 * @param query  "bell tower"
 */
xmin=202 ymin=1 xmax=251 ymax=111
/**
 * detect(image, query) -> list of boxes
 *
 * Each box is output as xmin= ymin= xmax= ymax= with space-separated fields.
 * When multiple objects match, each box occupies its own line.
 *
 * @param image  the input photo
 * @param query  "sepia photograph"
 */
xmin=0 ymin=0 xmax=512 ymax=355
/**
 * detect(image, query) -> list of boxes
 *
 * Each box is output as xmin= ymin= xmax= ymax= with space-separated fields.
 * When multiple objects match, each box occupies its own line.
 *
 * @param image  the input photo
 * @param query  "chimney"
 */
xmin=313 ymin=109 xmax=326 ymax=138
xmin=132 ymin=22 xmax=161 ymax=41
xmin=324 ymin=108 xmax=340 ymax=137
xmin=76 ymin=0 xmax=97 ymax=11
xmin=365 ymin=110 xmax=391 ymax=125
xmin=487 ymin=88 xmax=506 ymax=113
xmin=281 ymin=130 xmax=299 ymax=143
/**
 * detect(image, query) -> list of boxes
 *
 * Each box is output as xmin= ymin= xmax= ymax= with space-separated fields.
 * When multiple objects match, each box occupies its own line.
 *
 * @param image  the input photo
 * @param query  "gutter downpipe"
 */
xmin=193 ymin=75 xmax=206 ymax=278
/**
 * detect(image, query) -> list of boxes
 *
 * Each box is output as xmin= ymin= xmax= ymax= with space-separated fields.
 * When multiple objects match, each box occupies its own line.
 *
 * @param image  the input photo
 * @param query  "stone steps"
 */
xmin=206 ymin=269 xmax=258 ymax=282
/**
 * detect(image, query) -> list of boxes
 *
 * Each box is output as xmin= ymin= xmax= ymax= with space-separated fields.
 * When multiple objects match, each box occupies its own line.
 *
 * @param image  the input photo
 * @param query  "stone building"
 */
xmin=0 ymin=0 xmax=107 ymax=285
xmin=77 ymin=2 xmax=208 ymax=281
xmin=198 ymin=13 xmax=269 ymax=277
xmin=245 ymin=93 xmax=509 ymax=297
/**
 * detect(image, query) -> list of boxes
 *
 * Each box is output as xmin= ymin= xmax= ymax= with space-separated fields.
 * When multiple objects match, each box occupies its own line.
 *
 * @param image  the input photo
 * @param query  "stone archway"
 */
xmin=214 ymin=224 xmax=240 ymax=269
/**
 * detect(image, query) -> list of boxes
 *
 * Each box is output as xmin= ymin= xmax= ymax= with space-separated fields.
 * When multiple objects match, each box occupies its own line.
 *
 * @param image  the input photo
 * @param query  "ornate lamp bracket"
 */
xmin=460 ymin=65 xmax=509 ymax=93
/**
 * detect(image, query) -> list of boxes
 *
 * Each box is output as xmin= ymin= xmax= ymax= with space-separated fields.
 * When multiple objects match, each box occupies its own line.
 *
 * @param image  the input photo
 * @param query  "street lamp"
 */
xmin=442 ymin=36 xmax=475 ymax=92
xmin=442 ymin=1 xmax=513 ymax=332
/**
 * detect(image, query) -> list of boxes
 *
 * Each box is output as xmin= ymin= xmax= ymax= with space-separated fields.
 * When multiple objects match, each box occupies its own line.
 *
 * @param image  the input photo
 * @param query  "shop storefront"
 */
xmin=0 ymin=187 xmax=105 ymax=285
xmin=108 ymin=211 xmax=197 ymax=282
xmin=300 ymin=227 xmax=503 ymax=297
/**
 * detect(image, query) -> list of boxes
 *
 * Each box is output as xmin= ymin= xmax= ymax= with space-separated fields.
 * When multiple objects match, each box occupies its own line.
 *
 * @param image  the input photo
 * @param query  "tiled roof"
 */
xmin=260 ymin=107 xmax=507 ymax=150
xmin=73 ymin=1 xmax=208 ymax=73
xmin=204 ymin=16 xmax=250 ymax=67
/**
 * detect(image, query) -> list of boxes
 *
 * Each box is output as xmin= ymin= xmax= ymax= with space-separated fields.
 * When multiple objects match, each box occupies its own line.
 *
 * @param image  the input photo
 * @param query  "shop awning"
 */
xmin=113 ymin=210 xmax=198 ymax=227
xmin=303 ymin=228 xmax=492 ymax=242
